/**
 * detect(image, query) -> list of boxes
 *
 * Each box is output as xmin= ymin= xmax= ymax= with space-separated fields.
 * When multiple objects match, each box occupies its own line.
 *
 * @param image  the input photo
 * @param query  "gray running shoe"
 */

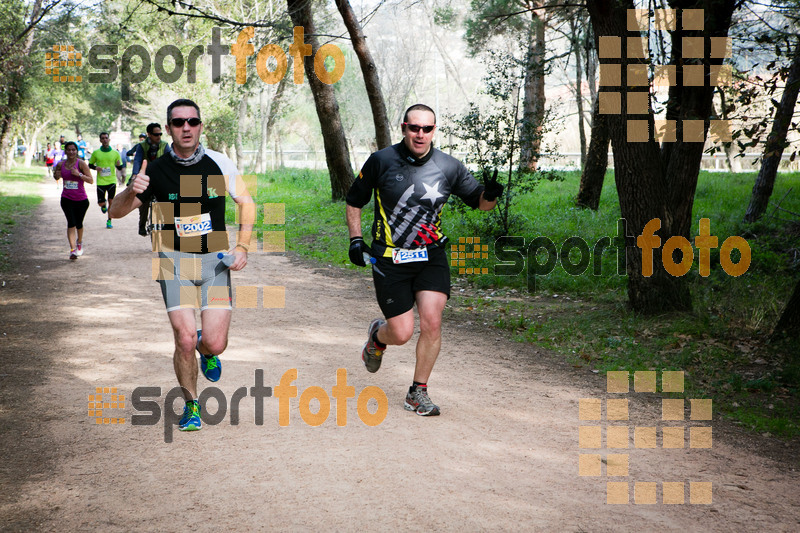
xmin=404 ymin=386 xmax=440 ymax=416
xmin=361 ymin=318 xmax=386 ymax=373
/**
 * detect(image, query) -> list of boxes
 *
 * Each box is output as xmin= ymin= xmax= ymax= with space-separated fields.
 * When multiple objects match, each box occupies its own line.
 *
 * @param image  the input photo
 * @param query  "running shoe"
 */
xmin=106 ymin=220 xmax=112 ymax=229
xmin=179 ymin=401 xmax=201 ymax=431
xmin=197 ymin=329 xmax=221 ymax=382
xmin=361 ymin=318 xmax=386 ymax=373
xmin=404 ymin=386 xmax=440 ymax=416
xmin=101 ymin=205 xmax=108 ymax=214
xmin=69 ymin=249 xmax=78 ymax=261
xmin=76 ymin=243 xmax=83 ymax=256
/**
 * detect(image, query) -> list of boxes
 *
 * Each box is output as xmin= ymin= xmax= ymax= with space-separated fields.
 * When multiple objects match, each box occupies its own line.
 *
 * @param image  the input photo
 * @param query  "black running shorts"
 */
xmin=60 ymin=197 xmax=90 ymax=229
xmin=96 ymin=183 xmax=116 ymax=204
xmin=371 ymin=245 xmax=450 ymax=319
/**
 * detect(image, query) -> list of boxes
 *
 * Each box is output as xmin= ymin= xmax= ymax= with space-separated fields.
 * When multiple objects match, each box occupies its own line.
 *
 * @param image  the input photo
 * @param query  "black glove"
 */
xmin=482 ymin=168 xmax=504 ymax=202
xmin=349 ymin=237 xmax=370 ymax=267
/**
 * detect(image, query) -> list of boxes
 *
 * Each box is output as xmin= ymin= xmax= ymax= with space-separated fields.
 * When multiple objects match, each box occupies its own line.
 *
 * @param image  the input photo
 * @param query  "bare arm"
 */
xmin=78 ymin=161 xmax=93 ymax=184
xmin=109 ymin=174 xmax=146 ymax=219
xmin=229 ymin=186 xmax=256 ymax=271
xmin=346 ymin=204 xmax=363 ymax=238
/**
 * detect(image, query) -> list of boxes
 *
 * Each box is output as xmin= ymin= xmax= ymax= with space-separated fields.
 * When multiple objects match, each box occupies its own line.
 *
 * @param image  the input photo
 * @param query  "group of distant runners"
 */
xmin=49 ymin=98 xmax=503 ymax=431
xmin=48 ymin=124 xmax=170 ymax=259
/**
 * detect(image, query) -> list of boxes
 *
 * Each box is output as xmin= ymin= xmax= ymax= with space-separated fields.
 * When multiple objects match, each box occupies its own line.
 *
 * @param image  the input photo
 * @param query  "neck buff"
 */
xmin=169 ymin=143 xmax=205 ymax=166
xmin=397 ymin=140 xmax=434 ymax=166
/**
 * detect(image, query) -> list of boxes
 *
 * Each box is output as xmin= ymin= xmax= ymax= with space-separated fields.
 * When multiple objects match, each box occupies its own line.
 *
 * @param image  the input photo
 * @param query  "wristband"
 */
xmin=235 ymin=242 xmax=250 ymax=252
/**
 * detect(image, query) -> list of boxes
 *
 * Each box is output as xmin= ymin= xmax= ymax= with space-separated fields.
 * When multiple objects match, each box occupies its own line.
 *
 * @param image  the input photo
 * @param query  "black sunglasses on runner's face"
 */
xmin=403 ymin=123 xmax=435 ymax=133
xmin=169 ymin=117 xmax=202 ymax=128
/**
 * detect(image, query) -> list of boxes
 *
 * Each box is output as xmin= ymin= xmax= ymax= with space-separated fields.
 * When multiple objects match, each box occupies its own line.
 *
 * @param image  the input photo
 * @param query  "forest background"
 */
xmin=1 ymin=0 xmax=799 ymax=436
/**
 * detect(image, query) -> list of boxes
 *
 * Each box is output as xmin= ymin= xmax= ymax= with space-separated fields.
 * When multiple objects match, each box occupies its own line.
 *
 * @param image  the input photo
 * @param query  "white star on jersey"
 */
xmin=420 ymin=181 xmax=444 ymax=206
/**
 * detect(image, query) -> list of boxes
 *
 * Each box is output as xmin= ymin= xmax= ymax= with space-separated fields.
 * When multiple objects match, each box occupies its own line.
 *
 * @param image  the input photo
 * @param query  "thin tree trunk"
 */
xmin=520 ymin=8 xmax=546 ymax=172
xmin=334 ymin=0 xmax=392 ymax=149
xmin=235 ymin=93 xmax=247 ymax=171
xmin=576 ymin=94 xmax=609 ymax=210
xmin=288 ymin=0 xmax=354 ymax=200
xmin=570 ymin=16 xmax=587 ymax=168
xmin=745 ymin=37 xmax=800 ymax=223
xmin=716 ymin=88 xmax=741 ymax=172
xmin=0 ymin=0 xmax=42 ymax=172
xmin=255 ymin=88 xmax=266 ymax=174
xmin=772 ymin=277 xmax=800 ymax=343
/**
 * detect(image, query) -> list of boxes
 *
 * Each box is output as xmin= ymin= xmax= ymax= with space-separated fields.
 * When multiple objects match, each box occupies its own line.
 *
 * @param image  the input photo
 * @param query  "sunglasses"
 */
xmin=169 ymin=117 xmax=202 ymax=127
xmin=403 ymin=123 xmax=435 ymax=134
xmin=151 ymin=132 xmax=162 ymax=136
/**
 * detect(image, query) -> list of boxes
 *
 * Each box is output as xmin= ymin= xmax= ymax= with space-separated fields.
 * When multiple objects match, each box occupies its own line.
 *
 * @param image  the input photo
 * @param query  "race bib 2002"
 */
xmin=174 ymin=213 xmax=212 ymax=237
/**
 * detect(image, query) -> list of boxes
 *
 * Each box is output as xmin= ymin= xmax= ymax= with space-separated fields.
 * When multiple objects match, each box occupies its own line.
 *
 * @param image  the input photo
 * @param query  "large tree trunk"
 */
xmin=287 ymin=0 xmax=354 ymax=201
xmin=586 ymin=0 xmax=736 ymax=313
xmin=576 ymin=94 xmax=609 ymax=210
xmin=519 ymin=7 xmax=546 ymax=172
xmin=744 ymin=37 xmax=800 ymax=223
xmin=335 ymin=0 xmax=392 ymax=149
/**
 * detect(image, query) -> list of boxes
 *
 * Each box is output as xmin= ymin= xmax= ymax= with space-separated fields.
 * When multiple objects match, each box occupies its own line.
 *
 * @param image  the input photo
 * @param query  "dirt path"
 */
xmin=1 ymin=179 xmax=798 ymax=532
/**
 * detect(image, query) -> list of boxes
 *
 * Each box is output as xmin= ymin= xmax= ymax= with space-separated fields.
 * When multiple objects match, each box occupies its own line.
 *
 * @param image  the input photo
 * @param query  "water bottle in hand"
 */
xmin=217 ymin=252 xmax=235 ymax=268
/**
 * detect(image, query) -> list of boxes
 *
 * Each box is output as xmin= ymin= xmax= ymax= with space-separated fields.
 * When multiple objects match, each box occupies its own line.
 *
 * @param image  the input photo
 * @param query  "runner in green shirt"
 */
xmin=88 ymin=132 xmax=124 ymax=229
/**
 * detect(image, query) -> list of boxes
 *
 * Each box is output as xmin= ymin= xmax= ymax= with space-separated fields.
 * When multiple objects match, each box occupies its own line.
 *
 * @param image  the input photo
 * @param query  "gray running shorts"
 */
xmin=155 ymin=251 xmax=232 ymax=312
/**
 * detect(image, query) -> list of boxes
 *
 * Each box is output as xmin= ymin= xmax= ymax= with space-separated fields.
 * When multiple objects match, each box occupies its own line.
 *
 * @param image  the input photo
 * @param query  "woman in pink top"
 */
xmin=53 ymin=141 xmax=93 ymax=260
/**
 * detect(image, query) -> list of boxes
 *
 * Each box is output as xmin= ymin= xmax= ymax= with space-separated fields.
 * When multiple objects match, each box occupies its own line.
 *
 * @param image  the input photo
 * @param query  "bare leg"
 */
xmin=167 ymin=309 xmax=199 ymax=402
xmin=67 ymin=227 xmax=77 ymax=250
xmin=412 ymin=290 xmax=447 ymax=383
xmin=198 ymin=308 xmax=232 ymax=355
xmin=379 ymin=309 xmax=414 ymax=346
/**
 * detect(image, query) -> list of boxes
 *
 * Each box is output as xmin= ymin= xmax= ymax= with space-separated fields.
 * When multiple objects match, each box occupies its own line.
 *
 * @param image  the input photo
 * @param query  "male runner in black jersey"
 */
xmin=346 ymin=103 xmax=503 ymax=416
xmin=110 ymin=98 xmax=255 ymax=431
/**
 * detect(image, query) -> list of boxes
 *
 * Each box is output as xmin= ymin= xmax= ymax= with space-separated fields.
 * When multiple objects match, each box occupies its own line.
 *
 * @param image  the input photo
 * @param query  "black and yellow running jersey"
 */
xmin=346 ymin=142 xmax=484 ymax=257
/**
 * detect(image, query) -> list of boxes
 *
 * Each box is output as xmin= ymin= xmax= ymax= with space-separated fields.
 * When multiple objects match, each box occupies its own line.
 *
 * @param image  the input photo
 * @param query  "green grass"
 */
xmin=247 ymin=167 xmax=799 ymax=438
xmin=237 ymin=168 xmax=355 ymax=268
xmin=0 ymin=167 xmax=45 ymax=272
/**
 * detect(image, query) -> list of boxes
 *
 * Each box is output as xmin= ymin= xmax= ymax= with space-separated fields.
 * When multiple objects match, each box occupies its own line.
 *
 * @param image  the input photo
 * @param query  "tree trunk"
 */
xmin=744 ymin=37 xmax=800 ymax=223
xmin=255 ymin=88 xmax=266 ymax=174
xmin=0 ymin=0 xmax=43 ymax=172
xmin=334 ymin=0 xmax=392 ymax=150
xmin=716 ymin=88 xmax=741 ymax=172
xmin=235 ymin=93 xmax=247 ymax=171
xmin=586 ymin=0 xmax=736 ymax=313
xmin=287 ymin=0 xmax=354 ymax=200
xmin=571 ymin=16 xmax=587 ymax=168
xmin=772 ymin=277 xmax=800 ymax=341
xmin=519 ymin=7 xmax=546 ymax=172
xmin=576 ymin=94 xmax=609 ymax=210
